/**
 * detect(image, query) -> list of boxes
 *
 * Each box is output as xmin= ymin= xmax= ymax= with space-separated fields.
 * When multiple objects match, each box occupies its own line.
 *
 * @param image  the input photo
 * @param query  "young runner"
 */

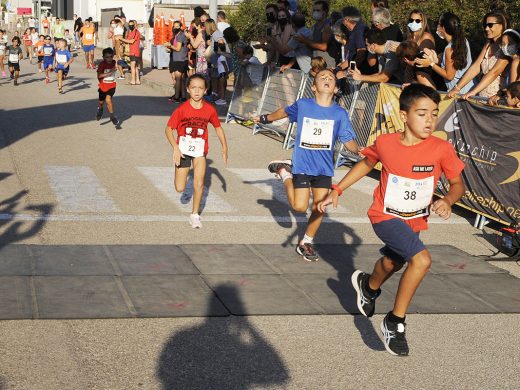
xmin=7 ymin=37 xmax=23 ymax=85
xmin=64 ymin=29 xmax=73 ymax=51
xmin=81 ymin=18 xmax=96 ymax=69
xmin=164 ymin=74 xmax=229 ymax=228
xmin=54 ymin=38 xmax=74 ymax=93
xmin=318 ymin=84 xmax=465 ymax=356
xmin=0 ymin=30 xmax=7 ymax=77
xmin=42 ymin=36 xmax=55 ymax=84
xmin=96 ymin=47 xmax=120 ymax=126
xmin=35 ymin=35 xmax=45 ymax=72
xmin=254 ymin=69 xmax=360 ymax=261
xmin=22 ymin=28 xmax=33 ymax=63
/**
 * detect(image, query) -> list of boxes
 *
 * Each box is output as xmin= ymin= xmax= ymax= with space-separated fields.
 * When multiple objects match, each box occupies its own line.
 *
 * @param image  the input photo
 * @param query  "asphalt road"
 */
xmin=0 ymin=57 xmax=519 ymax=390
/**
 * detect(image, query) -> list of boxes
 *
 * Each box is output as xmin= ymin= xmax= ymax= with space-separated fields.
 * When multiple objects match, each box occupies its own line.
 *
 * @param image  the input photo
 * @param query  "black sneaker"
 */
xmin=13 ymin=80 xmax=18 ymax=86
xmin=110 ymin=115 xmax=120 ymax=126
xmin=296 ymin=242 xmax=319 ymax=262
xmin=267 ymin=160 xmax=292 ymax=179
xmin=351 ymin=270 xmax=380 ymax=317
xmin=380 ymin=313 xmax=409 ymax=356
xmin=96 ymin=108 xmax=103 ymax=121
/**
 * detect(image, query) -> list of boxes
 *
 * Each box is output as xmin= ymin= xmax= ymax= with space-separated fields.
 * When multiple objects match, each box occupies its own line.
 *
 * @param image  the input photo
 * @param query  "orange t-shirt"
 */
xmin=363 ymin=133 xmax=464 ymax=232
xmin=35 ymin=41 xmax=44 ymax=56
xmin=82 ymin=25 xmax=96 ymax=45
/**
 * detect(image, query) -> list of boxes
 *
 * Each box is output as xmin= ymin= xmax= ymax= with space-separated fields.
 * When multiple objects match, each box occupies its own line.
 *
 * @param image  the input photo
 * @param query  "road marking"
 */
xmin=137 ymin=167 xmax=235 ymax=213
xmin=229 ymin=168 xmax=349 ymax=213
xmin=45 ymin=166 xmax=120 ymax=212
xmin=0 ymin=213 xmax=469 ymax=224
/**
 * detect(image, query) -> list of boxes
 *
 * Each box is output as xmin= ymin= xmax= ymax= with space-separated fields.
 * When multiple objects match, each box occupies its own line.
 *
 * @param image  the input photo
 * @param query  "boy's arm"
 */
xmin=317 ymin=158 xmax=376 ymax=212
xmin=164 ymin=125 xmax=184 ymax=167
xmin=431 ymin=175 xmax=465 ymax=220
xmin=214 ymin=126 xmax=228 ymax=166
xmin=343 ymin=139 xmax=360 ymax=155
xmin=253 ymin=107 xmax=288 ymax=124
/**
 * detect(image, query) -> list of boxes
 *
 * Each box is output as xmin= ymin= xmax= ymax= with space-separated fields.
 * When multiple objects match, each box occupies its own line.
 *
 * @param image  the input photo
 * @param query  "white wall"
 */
xmin=97 ymin=0 xmax=146 ymax=23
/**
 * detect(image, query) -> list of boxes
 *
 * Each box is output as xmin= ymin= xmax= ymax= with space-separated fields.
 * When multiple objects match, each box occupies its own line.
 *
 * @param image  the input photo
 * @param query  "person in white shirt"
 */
xmin=215 ymin=42 xmax=230 ymax=105
xmin=217 ymin=11 xmax=231 ymax=32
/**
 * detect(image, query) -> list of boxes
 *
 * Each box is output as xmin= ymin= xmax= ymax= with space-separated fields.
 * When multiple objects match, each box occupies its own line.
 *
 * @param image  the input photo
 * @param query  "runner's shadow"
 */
xmin=157 ymin=284 xmax=289 ymax=390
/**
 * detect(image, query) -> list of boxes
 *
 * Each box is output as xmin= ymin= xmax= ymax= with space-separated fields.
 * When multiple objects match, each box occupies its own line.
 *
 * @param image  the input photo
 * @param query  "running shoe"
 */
xmin=14 ymin=80 xmax=18 ymax=86
xmin=215 ymin=99 xmax=227 ymax=105
xmin=10 ymin=73 xmax=14 ymax=79
xmin=86 ymin=64 xmax=91 ymax=69
xmin=190 ymin=213 xmax=202 ymax=229
xmin=117 ymin=76 xmax=125 ymax=80
xmin=267 ymin=160 xmax=293 ymax=179
xmin=110 ymin=115 xmax=120 ymax=126
xmin=45 ymin=77 xmax=50 ymax=84
xmin=96 ymin=108 xmax=103 ymax=121
xmin=380 ymin=313 xmax=409 ymax=356
xmin=296 ymin=242 xmax=319 ymax=262
xmin=351 ymin=270 xmax=381 ymax=317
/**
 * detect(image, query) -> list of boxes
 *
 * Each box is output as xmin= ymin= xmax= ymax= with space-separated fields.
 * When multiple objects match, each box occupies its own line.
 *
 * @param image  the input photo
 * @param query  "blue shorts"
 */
xmin=83 ymin=44 xmax=95 ymax=52
xmin=372 ymin=218 xmax=426 ymax=263
xmin=55 ymin=66 xmax=69 ymax=74
xmin=43 ymin=59 xmax=53 ymax=69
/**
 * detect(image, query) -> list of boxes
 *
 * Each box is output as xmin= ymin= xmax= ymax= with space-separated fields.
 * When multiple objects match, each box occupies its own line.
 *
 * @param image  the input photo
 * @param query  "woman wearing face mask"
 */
xmin=416 ymin=12 xmax=474 ymax=93
xmin=118 ymin=20 xmax=141 ymax=85
xmin=405 ymin=9 xmax=436 ymax=88
xmin=186 ymin=18 xmax=209 ymax=80
xmin=448 ymin=11 xmax=510 ymax=99
xmin=253 ymin=4 xmax=279 ymax=66
xmin=272 ymin=9 xmax=294 ymax=66
xmin=164 ymin=21 xmax=188 ymax=102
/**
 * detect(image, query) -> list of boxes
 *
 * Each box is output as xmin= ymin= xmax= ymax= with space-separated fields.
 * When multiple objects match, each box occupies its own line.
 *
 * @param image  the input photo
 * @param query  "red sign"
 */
xmin=17 ymin=8 xmax=33 ymax=15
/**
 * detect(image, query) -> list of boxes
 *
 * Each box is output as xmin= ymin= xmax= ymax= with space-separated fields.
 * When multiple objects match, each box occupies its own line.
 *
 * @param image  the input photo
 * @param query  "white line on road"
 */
xmin=137 ymin=167 xmax=236 ymax=213
xmin=45 ymin=166 xmax=120 ymax=212
xmin=0 ymin=213 xmax=469 ymax=224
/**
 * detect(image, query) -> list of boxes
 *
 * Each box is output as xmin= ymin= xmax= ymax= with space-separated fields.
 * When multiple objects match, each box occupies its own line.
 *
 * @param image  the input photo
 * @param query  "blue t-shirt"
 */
xmin=285 ymin=98 xmax=356 ymax=177
xmin=42 ymin=44 xmax=55 ymax=60
xmin=55 ymin=49 xmax=72 ymax=69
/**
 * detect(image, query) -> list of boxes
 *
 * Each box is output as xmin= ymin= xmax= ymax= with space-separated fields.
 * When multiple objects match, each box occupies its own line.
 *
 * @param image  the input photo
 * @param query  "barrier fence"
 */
xmin=226 ymin=66 xmax=520 ymax=227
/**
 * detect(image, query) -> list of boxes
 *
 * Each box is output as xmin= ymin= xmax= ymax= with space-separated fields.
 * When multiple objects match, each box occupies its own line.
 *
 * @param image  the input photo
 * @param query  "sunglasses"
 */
xmin=483 ymin=22 xmax=500 ymax=29
xmin=409 ymin=18 xmax=422 ymax=23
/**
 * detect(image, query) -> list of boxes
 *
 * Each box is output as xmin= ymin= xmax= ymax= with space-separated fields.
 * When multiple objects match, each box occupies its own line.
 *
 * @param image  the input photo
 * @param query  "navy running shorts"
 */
xmin=372 ymin=218 xmax=426 ymax=263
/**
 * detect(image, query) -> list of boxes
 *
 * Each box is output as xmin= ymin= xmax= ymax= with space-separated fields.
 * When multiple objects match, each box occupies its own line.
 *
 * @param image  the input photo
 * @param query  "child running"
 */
xmin=80 ymin=18 xmax=96 ymax=69
xmin=7 ymin=37 xmax=23 ymax=85
xmin=96 ymin=47 xmax=120 ymax=126
xmin=318 ymin=84 xmax=465 ymax=356
xmin=35 ymin=35 xmax=45 ymax=72
xmin=0 ymin=30 xmax=8 ymax=77
xmin=254 ymin=69 xmax=360 ymax=261
xmin=42 ymin=35 xmax=55 ymax=84
xmin=54 ymin=38 xmax=74 ymax=93
xmin=164 ymin=74 xmax=229 ymax=229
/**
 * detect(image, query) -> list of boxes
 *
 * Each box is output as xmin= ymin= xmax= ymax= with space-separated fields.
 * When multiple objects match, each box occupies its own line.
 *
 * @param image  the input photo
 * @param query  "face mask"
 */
xmin=266 ymin=13 xmax=277 ymax=23
xmin=173 ymin=28 xmax=180 ymax=35
xmin=111 ymin=24 xmax=116 ymax=28
xmin=436 ymin=29 xmax=445 ymax=40
xmin=129 ymin=25 xmax=135 ymax=31
xmin=408 ymin=21 xmax=422 ymax=32
xmin=312 ymin=11 xmax=323 ymax=21
xmin=278 ymin=18 xmax=288 ymax=26
xmin=501 ymin=44 xmax=518 ymax=57
xmin=218 ymin=44 xmax=226 ymax=52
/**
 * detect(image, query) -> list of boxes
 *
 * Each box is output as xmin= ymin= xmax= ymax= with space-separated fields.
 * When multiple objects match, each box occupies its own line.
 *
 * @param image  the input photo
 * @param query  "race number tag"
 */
xmin=85 ymin=33 xmax=93 ymax=40
xmin=0 ymin=44 xmax=5 ymax=54
xmin=9 ymin=53 xmax=19 ymax=63
xmin=179 ymin=135 xmax=205 ymax=158
xmin=44 ymin=47 xmax=53 ymax=56
xmin=299 ymin=117 xmax=334 ymax=150
xmin=56 ymin=54 xmax=67 ymax=64
xmin=383 ymin=174 xmax=434 ymax=219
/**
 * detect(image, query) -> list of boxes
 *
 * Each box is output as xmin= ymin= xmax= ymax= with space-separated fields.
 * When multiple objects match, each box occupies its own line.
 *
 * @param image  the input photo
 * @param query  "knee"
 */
xmin=292 ymin=202 xmax=308 ymax=213
xmin=410 ymin=250 xmax=432 ymax=272
xmin=174 ymin=183 xmax=185 ymax=193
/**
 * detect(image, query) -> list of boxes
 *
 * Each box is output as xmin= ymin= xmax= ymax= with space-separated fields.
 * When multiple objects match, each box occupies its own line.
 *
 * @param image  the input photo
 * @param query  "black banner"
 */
xmin=436 ymin=100 xmax=520 ymax=226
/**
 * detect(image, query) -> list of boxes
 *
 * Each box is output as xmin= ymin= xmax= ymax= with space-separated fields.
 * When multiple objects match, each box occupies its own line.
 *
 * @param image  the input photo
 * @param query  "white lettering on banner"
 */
xmin=56 ymin=54 xmax=67 ymax=64
xmin=300 ymin=117 xmax=334 ymax=150
xmin=383 ymin=174 xmax=434 ymax=219
xmin=9 ymin=53 xmax=19 ymax=63
xmin=45 ymin=166 xmax=120 ymax=212
xmin=138 ymin=167 xmax=235 ymax=213
xmin=179 ymin=135 xmax=205 ymax=158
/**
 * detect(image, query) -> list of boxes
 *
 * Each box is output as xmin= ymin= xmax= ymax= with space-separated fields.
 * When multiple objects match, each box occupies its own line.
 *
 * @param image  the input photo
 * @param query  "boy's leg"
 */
xmin=174 ymin=165 xmax=191 ymax=193
xmin=105 ymin=95 xmax=114 ymax=114
xmin=130 ymin=60 xmax=136 ymax=84
xmin=191 ymin=157 xmax=207 ymax=214
xmin=57 ymin=70 xmax=62 ymax=90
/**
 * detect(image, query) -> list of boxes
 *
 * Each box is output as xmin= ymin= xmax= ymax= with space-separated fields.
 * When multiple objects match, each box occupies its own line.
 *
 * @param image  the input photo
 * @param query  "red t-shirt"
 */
xmin=127 ymin=29 xmax=141 ymax=56
xmin=363 ymin=133 xmax=464 ymax=232
xmin=167 ymin=100 xmax=221 ymax=155
xmin=97 ymin=60 xmax=116 ymax=92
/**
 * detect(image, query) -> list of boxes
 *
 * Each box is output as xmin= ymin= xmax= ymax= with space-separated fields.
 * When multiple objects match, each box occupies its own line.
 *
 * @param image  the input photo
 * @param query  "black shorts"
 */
xmin=8 ymin=62 xmax=20 ymax=71
xmin=292 ymin=174 xmax=332 ymax=189
xmin=129 ymin=55 xmax=140 ymax=62
xmin=38 ymin=56 xmax=44 ymax=63
xmin=98 ymin=87 xmax=116 ymax=101
xmin=169 ymin=60 xmax=188 ymax=73
xmin=218 ymin=72 xmax=228 ymax=79
xmin=177 ymin=155 xmax=205 ymax=168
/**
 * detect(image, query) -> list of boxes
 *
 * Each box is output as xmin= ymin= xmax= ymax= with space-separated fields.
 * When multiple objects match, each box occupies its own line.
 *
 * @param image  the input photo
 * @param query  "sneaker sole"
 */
xmin=351 ymin=270 xmax=370 ymax=317
xmin=295 ymin=245 xmax=319 ymax=262
xmin=380 ymin=320 xmax=400 ymax=356
xmin=267 ymin=159 xmax=293 ymax=173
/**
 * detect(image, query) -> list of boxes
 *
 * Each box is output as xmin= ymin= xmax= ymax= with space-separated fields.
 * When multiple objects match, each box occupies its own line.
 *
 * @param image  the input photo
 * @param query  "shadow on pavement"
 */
xmin=0 ymin=173 xmax=54 ymax=250
xmin=157 ymin=284 xmax=289 ymax=390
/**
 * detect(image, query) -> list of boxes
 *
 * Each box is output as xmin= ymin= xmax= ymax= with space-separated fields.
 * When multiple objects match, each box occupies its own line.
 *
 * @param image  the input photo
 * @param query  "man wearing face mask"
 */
xmin=254 ymin=4 xmax=279 ymax=65
xmin=349 ymin=28 xmax=404 ymax=84
xmin=293 ymin=0 xmax=336 ymax=68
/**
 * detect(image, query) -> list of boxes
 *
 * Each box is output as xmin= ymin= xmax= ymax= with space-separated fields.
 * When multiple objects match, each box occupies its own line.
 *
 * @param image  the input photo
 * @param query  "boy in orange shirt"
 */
xmin=35 ymin=35 xmax=45 ymax=72
xmin=318 ymin=84 xmax=465 ymax=356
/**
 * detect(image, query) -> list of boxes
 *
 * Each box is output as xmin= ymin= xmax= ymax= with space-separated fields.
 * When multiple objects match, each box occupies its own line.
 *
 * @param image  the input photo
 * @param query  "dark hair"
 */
xmin=194 ymin=6 xmax=205 ymax=18
xmin=314 ymin=1 xmax=329 ymax=14
xmin=292 ymin=13 xmax=306 ymax=29
xmin=217 ymin=10 xmax=226 ymax=19
xmin=44 ymin=35 xmax=51 ymax=40
xmin=396 ymin=40 xmax=419 ymax=61
xmin=400 ymin=84 xmax=440 ymax=111
xmin=371 ymin=1 xmax=388 ymax=8
xmin=102 ymin=47 xmax=115 ymax=56
xmin=65 ymin=29 xmax=69 ymax=32
xmin=342 ymin=6 xmax=361 ymax=20
xmin=187 ymin=73 xmax=208 ymax=88
xmin=330 ymin=11 xmax=342 ymax=24
xmin=243 ymin=45 xmax=254 ymax=56
xmin=365 ymin=28 xmax=386 ymax=45
xmin=504 ymin=28 xmax=520 ymax=45
xmin=439 ymin=12 xmax=468 ymax=70
xmin=266 ymin=3 xmax=279 ymax=12
xmin=507 ymin=81 xmax=520 ymax=99
xmin=12 ymin=36 xmax=21 ymax=44
xmin=223 ymin=26 xmax=240 ymax=44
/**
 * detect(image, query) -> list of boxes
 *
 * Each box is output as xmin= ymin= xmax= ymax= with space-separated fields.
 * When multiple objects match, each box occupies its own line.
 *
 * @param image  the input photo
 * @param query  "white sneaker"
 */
xmin=190 ymin=213 xmax=202 ymax=229
xmin=215 ymin=99 xmax=227 ymax=105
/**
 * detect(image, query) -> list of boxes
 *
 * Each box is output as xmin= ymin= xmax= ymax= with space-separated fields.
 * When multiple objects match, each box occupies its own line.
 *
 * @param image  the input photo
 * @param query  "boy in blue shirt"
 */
xmin=255 ymin=69 xmax=360 ymax=261
xmin=42 ymin=35 xmax=55 ymax=84
xmin=54 ymin=38 xmax=73 ymax=93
